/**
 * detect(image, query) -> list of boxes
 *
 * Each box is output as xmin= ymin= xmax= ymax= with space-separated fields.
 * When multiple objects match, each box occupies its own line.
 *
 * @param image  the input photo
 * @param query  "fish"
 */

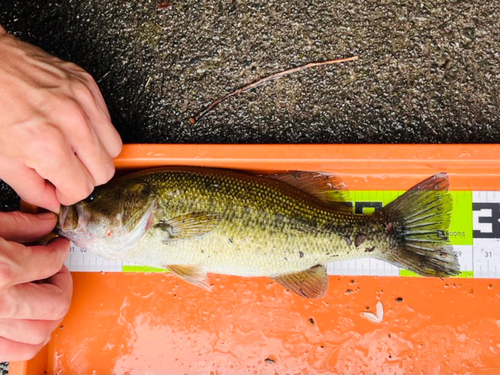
xmin=57 ymin=167 xmax=460 ymax=298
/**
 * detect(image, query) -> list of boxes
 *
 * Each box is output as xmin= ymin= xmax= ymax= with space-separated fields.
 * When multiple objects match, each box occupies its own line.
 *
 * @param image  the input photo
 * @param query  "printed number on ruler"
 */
xmin=472 ymin=192 xmax=500 ymax=278
xmin=67 ymin=244 xmax=128 ymax=272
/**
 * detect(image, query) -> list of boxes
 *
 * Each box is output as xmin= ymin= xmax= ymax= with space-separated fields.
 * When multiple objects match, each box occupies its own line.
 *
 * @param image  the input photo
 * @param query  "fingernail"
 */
xmin=38 ymin=212 xmax=56 ymax=220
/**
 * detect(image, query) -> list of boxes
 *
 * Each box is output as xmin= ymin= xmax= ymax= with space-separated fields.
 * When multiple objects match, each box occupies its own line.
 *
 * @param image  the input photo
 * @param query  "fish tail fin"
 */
xmin=378 ymin=173 xmax=460 ymax=277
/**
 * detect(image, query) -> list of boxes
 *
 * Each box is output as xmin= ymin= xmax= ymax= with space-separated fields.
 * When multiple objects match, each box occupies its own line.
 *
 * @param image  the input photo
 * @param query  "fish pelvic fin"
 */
xmin=166 ymin=264 xmax=212 ymax=291
xmin=379 ymin=172 xmax=460 ymax=277
xmin=272 ymin=264 xmax=328 ymax=299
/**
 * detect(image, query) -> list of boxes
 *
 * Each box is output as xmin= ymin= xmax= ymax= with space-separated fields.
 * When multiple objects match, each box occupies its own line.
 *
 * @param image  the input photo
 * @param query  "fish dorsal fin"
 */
xmin=265 ymin=171 xmax=353 ymax=213
xmin=158 ymin=212 xmax=220 ymax=242
xmin=166 ymin=264 xmax=212 ymax=291
xmin=272 ymin=264 xmax=328 ymax=299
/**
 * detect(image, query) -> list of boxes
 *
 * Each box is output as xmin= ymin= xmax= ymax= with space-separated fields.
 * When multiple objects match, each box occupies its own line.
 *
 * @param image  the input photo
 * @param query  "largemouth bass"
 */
xmin=57 ymin=168 xmax=459 ymax=298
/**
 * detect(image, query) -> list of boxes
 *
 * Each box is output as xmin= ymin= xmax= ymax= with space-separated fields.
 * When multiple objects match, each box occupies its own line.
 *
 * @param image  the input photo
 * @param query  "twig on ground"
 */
xmin=189 ymin=55 xmax=359 ymax=124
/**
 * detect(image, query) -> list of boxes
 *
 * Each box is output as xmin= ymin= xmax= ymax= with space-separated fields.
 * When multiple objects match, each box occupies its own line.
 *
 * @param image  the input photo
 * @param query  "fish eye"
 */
xmin=84 ymin=192 xmax=97 ymax=203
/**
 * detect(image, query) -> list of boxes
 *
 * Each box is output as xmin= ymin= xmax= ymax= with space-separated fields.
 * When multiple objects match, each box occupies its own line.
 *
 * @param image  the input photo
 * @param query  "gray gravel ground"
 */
xmin=2 ymin=0 xmax=499 ymax=145
xmin=0 ymin=363 xmax=7 ymax=375
xmin=0 ymin=3 xmax=498 ymax=369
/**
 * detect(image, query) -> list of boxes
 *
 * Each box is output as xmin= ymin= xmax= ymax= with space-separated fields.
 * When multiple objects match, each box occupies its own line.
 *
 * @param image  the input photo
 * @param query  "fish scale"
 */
xmin=58 ymin=168 xmax=459 ymax=298
xmin=136 ymin=170 xmax=375 ymax=272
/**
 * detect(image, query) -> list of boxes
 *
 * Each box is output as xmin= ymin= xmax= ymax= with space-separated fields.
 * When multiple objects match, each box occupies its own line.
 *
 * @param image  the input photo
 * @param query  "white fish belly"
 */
xmin=127 ymin=227 xmax=358 ymax=277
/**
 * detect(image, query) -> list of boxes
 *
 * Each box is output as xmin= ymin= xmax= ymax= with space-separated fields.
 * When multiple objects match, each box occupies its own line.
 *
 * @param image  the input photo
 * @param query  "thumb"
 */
xmin=0 ymin=211 xmax=58 ymax=243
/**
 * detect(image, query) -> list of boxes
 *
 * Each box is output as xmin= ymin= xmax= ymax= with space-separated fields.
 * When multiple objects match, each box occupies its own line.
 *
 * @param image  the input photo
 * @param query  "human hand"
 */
xmin=0 ymin=211 xmax=72 ymax=361
xmin=0 ymin=27 xmax=122 ymax=212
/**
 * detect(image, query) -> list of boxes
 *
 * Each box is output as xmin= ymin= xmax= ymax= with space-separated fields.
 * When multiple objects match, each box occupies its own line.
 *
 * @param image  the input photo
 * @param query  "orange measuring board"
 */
xmin=10 ymin=144 xmax=500 ymax=375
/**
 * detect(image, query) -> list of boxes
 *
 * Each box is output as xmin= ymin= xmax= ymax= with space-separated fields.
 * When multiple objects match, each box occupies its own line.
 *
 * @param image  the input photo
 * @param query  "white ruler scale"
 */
xmin=65 ymin=191 xmax=500 ymax=278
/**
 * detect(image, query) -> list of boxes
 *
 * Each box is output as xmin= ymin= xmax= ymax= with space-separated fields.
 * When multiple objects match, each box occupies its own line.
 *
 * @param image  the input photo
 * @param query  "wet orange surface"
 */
xmin=10 ymin=144 xmax=500 ymax=374
xmin=21 ymin=274 xmax=500 ymax=374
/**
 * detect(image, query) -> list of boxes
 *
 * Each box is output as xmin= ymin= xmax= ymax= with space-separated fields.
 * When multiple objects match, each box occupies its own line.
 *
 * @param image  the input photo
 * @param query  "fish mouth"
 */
xmin=58 ymin=205 xmax=89 ymax=233
xmin=58 ymin=206 xmax=78 ymax=232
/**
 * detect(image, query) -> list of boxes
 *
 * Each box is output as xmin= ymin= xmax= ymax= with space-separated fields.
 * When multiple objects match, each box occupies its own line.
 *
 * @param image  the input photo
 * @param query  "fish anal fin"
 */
xmin=272 ymin=264 xmax=328 ymax=299
xmin=159 ymin=212 xmax=220 ymax=242
xmin=167 ymin=264 xmax=212 ymax=291
xmin=265 ymin=171 xmax=353 ymax=212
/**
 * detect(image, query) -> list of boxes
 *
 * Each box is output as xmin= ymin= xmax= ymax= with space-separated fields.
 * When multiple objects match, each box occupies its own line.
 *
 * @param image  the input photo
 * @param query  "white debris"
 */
xmin=376 ymin=301 xmax=384 ymax=321
xmin=360 ymin=301 xmax=384 ymax=323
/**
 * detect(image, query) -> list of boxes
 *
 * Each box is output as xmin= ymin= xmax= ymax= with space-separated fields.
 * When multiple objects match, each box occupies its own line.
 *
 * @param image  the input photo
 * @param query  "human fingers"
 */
xmin=56 ymin=60 xmax=111 ymax=121
xmin=23 ymin=123 xmax=96 ymax=206
xmin=0 ymin=158 xmax=59 ymax=213
xmin=47 ymin=265 xmax=73 ymax=300
xmin=80 ymin=87 xmax=123 ymax=159
xmin=0 ymin=211 xmax=57 ymax=243
xmin=0 ymin=336 xmax=44 ymax=361
xmin=57 ymin=62 xmax=122 ymax=159
xmin=56 ymin=99 xmax=115 ymax=187
xmin=0 ymin=318 xmax=61 ymax=346
xmin=0 ymin=237 xmax=70 ymax=287
xmin=0 ymin=266 xmax=72 ymax=320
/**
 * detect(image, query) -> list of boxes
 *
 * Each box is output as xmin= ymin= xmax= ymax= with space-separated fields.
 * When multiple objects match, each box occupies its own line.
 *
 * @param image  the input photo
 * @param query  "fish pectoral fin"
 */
xmin=264 ymin=171 xmax=353 ymax=213
xmin=166 ymin=264 xmax=212 ymax=291
xmin=159 ymin=212 xmax=220 ymax=242
xmin=272 ymin=264 xmax=328 ymax=299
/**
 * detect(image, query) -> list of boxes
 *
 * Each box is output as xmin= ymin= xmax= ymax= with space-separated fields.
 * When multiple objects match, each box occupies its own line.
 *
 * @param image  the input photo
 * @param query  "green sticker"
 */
xmin=448 ymin=191 xmax=473 ymax=245
xmin=349 ymin=190 xmax=473 ymax=246
xmin=122 ymin=265 xmax=169 ymax=273
xmin=400 ymin=270 xmax=473 ymax=278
